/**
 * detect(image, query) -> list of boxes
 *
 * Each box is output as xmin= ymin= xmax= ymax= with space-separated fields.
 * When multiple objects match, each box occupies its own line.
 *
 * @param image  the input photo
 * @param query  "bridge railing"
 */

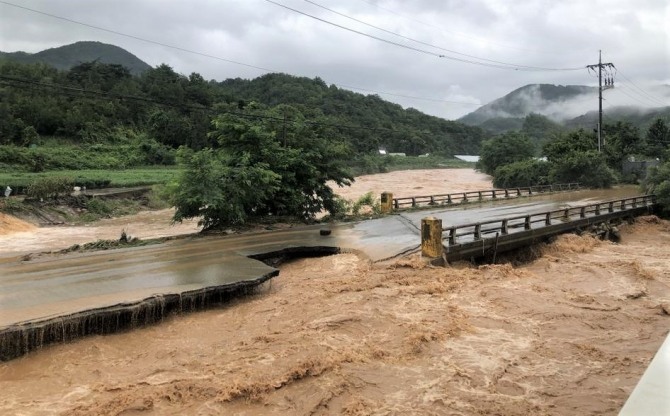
xmin=441 ymin=195 xmax=655 ymax=246
xmin=392 ymin=183 xmax=580 ymax=210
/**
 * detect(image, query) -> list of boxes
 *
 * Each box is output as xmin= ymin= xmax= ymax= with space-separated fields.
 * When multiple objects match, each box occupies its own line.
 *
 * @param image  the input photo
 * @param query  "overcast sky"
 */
xmin=1 ymin=0 xmax=668 ymax=119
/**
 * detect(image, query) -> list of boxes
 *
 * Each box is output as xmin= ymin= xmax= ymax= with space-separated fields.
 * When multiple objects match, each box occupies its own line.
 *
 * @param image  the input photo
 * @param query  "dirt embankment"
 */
xmin=1 ymin=217 xmax=668 ymax=415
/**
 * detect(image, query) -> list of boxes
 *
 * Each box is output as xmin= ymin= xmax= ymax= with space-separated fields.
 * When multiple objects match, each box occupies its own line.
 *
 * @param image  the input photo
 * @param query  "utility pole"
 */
xmin=586 ymin=50 xmax=614 ymax=152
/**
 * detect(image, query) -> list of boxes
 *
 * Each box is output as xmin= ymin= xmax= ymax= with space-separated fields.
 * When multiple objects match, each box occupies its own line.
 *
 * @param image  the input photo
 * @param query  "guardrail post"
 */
xmin=564 ymin=208 xmax=569 ymax=220
xmin=595 ymin=204 xmax=601 ymax=215
xmin=492 ymin=190 xmax=497 ymax=199
xmin=462 ymin=193 xmax=468 ymax=203
xmin=620 ymin=200 xmax=626 ymax=210
xmin=524 ymin=216 xmax=531 ymax=230
xmin=478 ymin=191 xmax=483 ymax=201
xmin=421 ymin=217 xmax=443 ymax=258
xmin=429 ymin=196 xmax=435 ymax=205
xmin=447 ymin=194 xmax=452 ymax=204
xmin=608 ymin=202 xmax=614 ymax=213
xmin=632 ymin=198 xmax=637 ymax=208
xmin=516 ymin=188 xmax=521 ymax=196
xmin=545 ymin=212 xmax=551 ymax=226
xmin=580 ymin=207 xmax=586 ymax=218
xmin=380 ymin=192 xmax=394 ymax=213
xmin=501 ymin=219 xmax=509 ymax=234
xmin=411 ymin=197 xmax=417 ymax=208
xmin=474 ymin=224 xmax=482 ymax=239
xmin=448 ymin=228 xmax=456 ymax=245
xmin=504 ymin=189 xmax=509 ymax=198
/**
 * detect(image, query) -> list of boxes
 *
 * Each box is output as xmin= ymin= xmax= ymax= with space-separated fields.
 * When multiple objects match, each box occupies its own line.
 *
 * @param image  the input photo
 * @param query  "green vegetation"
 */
xmin=0 ymin=41 xmax=151 ymax=75
xmin=169 ymin=105 xmax=353 ymax=229
xmin=0 ymin=56 xmax=489 ymax=228
xmin=477 ymin=132 xmax=536 ymax=175
xmin=643 ymin=119 xmax=670 ymax=216
xmin=0 ymin=168 xmax=180 ymax=191
xmin=485 ymin=120 xmax=669 ymax=191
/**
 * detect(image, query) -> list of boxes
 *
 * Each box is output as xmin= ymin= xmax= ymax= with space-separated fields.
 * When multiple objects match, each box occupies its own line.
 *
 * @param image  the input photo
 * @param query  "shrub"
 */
xmin=493 ymin=159 xmax=550 ymax=188
xmin=549 ymin=151 xmax=617 ymax=188
xmin=644 ymin=161 xmax=670 ymax=217
xmin=477 ymin=132 xmax=536 ymax=175
xmin=26 ymin=176 xmax=74 ymax=200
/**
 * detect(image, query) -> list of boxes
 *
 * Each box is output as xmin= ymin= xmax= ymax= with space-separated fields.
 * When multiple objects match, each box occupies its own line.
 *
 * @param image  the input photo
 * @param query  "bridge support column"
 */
xmin=380 ymin=192 xmax=394 ymax=213
xmin=421 ymin=217 xmax=443 ymax=259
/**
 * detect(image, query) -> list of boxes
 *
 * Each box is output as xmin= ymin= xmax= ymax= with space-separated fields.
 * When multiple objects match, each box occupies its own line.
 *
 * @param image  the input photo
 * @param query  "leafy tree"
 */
xmin=602 ymin=121 xmax=643 ymax=171
xmin=543 ymin=129 xmax=597 ymax=161
xmin=170 ymin=105 xmax=353 ymax=229
xmin=476 ymin=132 xmax=535 ymax=175
xmin=644 ymin=160 xmax=670 ymax=216
xmin=549 ymin=150 xmax=616 ymax=188
xmin=644 ymin=160 xmax=670 ymax=217
xmin=521 ymin=113 xmax=562 ymax=152
xmin=645 ymin=118 xmax=669 ymax=160
xmin=169 ymin=148 xmax=281 ymax=228
xmin=493 ymin=159 xmax=550 ymax=188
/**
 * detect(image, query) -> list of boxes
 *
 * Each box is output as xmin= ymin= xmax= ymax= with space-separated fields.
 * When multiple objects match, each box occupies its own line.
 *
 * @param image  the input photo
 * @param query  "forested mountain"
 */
xmin=218 ymin=73 xmax=486 ymax=155
xmin=0 ymin=59 xmax=487 ymax=173
xmin=0 ymin=41 xmax=151 ymax=75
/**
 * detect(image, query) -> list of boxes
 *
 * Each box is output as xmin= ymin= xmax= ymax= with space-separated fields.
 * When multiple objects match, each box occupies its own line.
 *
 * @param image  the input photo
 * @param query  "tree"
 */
xmin=644 ymin=160 xmax=670 ymax=216
xmin=542 ymin=129 xmax=616 ymax=188
xmin=549 ymin=150 xmax=616 ymax=188
xmin=543 ymin=129 xmax=596 ymax=162
xmin=476 ymin=132 xmax=535 ymax=175
xmin=493 ymin=159 xmax=550 ymax=188
xmin=602 ymin=121 xmax=643 ymax=171
xmin=645 ymin=118 xmax=669 ymax=160
xmin=170 ymin=105 xmax=354 ymax=229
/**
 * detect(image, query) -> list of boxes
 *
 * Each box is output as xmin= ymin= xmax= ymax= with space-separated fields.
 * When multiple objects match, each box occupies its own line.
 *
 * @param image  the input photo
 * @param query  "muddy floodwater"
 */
xmin=1 ymin=168 xmax=669 ymax=415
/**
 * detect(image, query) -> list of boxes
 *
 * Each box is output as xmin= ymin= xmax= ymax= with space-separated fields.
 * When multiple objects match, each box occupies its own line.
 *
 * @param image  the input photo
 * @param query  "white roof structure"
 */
xmin=454 ymin=155 xmax=480 ymax=163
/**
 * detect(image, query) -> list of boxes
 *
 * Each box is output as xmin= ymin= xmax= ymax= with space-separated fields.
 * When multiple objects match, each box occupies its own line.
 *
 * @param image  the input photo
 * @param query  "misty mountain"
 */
xmin=0 ymin=41 xmax=151 ymax=75
xmin=460 ymin=84 xmax=597 ymax=125
xmin=565 ymin=105 xmax=670 ymax=131
xmin=460 ymin=83 xmax=670 ymax=136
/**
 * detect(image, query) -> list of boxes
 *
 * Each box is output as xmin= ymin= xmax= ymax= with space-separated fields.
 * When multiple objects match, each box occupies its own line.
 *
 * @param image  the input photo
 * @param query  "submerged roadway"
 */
xmin=0 ymin=187 xmax=642 ymax=337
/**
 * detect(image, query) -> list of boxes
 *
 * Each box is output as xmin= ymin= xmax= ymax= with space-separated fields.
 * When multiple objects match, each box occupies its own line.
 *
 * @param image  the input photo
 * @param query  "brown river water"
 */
xmin=1 ymin=169 xmax=669 ymax=415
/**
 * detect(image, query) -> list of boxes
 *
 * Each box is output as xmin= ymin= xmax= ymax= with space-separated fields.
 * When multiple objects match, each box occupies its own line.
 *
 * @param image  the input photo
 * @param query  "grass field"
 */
xmin=0 ymin=167 xmax=182 ymax=189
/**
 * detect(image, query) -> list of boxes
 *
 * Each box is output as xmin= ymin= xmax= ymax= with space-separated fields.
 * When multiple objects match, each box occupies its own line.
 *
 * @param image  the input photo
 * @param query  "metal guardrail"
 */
xmin=442 ymin=195 xmax=655 ymax=246
xmin=392 ymin=183 xmax=580 ymax=210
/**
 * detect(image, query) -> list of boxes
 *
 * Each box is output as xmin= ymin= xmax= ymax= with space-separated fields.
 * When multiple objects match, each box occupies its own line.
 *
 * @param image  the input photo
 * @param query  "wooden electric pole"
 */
xmin=586 ymin=51 xmax=614 ymax=152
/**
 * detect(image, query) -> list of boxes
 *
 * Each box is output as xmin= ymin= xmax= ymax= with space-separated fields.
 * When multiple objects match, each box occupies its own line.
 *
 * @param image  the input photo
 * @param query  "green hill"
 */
xmin=0 ymin=41 xmax=151 ymax=75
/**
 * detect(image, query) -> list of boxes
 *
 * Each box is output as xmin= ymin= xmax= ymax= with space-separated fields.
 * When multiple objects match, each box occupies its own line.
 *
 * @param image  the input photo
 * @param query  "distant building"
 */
xmin=454 ymin=155 xmax=480 ymax=163
xmin=622 ymin=157 xmax=659 ymax=179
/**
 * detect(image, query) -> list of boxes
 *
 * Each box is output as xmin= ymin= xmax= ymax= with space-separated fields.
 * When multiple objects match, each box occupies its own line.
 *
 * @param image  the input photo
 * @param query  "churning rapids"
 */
xmin=1 ymin=169 xmax=669 ymax=415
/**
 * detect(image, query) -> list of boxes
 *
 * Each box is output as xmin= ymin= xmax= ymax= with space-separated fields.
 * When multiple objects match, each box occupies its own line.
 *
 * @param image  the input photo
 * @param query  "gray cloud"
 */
xmin=0 ymin=0 xmax=667 ymax=119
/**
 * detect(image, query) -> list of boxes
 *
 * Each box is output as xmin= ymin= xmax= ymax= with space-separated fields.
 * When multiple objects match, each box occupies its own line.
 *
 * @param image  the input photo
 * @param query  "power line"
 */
xmin=303 ymin=0 xmax=567 ymax=71
xmin=614 ymin=84 xmax=662 ymax=107
xmin=0 ymin=1 xmax=274 ymax=74
xmin=357 ymin=0 xmax=545 ymax=54
xmin=0 ymin=0 xmax=483 ymax=108
xmin=614 ymin=67 xmax=668 ymax=107
xmin=265 ymin=0 xmax=584 ymax=71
